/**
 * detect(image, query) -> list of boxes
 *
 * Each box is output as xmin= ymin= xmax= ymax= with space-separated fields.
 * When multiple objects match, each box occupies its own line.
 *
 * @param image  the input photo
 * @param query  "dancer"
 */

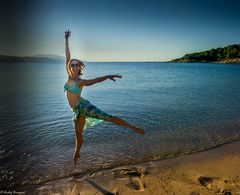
xmin=64 ymin=30 xmax=145 ymax=164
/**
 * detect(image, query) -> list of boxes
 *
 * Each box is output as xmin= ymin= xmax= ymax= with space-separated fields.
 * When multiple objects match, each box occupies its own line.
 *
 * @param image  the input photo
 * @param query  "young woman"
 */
xmin=64 ymin=30 xmax=145 ymax=164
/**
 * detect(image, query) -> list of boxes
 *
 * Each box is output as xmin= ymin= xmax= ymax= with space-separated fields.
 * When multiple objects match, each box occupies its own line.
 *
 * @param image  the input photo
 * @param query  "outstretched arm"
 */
xmin=65 ymin=30 xmax=71 ymax=75
xmin=80 ymin=74 xmax=122 ymax=86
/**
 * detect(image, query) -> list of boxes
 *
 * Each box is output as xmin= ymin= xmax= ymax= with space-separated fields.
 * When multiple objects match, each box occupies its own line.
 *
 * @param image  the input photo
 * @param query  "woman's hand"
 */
xmin=108 ymin=74 xmax=122 ymax=81
xmin=65 ymin=29 xmax=71 ymax=39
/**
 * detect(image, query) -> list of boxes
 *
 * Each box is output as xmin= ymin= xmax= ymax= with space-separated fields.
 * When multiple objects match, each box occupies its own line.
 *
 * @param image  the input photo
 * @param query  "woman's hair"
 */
xmin=68 ymin=59 xmax=85 ymax=76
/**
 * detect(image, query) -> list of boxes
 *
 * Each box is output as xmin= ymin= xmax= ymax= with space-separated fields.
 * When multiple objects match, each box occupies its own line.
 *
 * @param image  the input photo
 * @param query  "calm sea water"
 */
xmin=1 ymin=61 xmax=240 ymax=188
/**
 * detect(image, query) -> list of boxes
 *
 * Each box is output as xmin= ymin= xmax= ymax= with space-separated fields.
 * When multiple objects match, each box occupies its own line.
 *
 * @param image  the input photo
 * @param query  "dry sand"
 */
xmin=15 ymin=141 xmax=240 ymax=195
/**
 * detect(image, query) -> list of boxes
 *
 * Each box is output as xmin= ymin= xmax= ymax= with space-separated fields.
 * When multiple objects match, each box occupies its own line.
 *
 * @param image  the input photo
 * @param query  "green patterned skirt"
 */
xmin=72 ymin=98 xmax=113 ymax=130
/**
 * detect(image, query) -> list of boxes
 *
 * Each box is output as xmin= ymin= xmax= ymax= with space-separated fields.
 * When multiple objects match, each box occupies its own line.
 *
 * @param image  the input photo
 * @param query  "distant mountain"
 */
xmin=171 ymin=44 xmax=240 ymax=64
xmin=0 ymin=54 xmax=65 ymax=63
xmin=33 ymin=54 xmax=65 ymax=60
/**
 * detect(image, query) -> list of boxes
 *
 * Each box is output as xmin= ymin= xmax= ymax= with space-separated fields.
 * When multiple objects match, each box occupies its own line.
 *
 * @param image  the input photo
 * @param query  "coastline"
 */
xmin=169 ymin=58 xmax=240 ymax=64
xmin=14 ymin=140 xmax=240 ymax=195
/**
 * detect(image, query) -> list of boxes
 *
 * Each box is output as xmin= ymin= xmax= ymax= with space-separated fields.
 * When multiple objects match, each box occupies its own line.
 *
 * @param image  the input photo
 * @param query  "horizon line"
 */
xmin=0 ymin=54 xmax=170 ymax=63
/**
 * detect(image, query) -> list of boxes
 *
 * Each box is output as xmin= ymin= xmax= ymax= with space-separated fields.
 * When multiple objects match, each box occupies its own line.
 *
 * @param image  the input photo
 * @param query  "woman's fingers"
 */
xmin=116 ymin=74 xmax=122 ymax=78
xmin=65 ymin=29 xmax=71 ymax=33
xmin=116 ymin=74 xmax=122 ymax=77
xmin=65 ymin=30 xmax=71 ymax=38
xmin=109 ymin=76 xmax=116 ymax=81
xmin=109 ymin=74 xmax=122 ymax=81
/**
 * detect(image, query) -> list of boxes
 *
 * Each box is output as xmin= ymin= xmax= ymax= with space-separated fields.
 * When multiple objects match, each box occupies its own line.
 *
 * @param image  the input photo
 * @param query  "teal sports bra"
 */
xmin=64 ymin=77 xmax=82 ymax=94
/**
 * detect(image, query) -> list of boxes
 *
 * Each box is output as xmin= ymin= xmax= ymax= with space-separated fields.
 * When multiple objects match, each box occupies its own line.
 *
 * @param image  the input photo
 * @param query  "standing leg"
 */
xmin=73 ymin=114 xmax=86 ymax=164
xmin=107 ymin=116 xmax=145 ymax=135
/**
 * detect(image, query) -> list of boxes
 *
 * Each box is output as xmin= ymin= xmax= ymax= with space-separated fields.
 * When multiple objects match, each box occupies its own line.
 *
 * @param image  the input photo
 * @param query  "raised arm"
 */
xmin=80 ymin=74 xmax=122 ymax=86
xmin=65 ymin=30 xmax=71 ymax=75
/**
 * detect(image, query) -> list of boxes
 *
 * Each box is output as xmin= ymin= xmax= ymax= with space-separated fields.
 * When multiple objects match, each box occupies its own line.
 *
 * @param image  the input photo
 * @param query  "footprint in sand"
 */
xmin=128 ymin=177 xmax=145 ymax=192
xmin=114 ymin=167 xmax=145 ymax=179
xmin=221 ymin=189 xmax=232 ymax=195
xmin=114 ymin=167 xmax=145 ymax=192
xmin=197 ymin=176 xmax=237 ymax=195
xmin=197 ymin=176 xmax=218 ymax=186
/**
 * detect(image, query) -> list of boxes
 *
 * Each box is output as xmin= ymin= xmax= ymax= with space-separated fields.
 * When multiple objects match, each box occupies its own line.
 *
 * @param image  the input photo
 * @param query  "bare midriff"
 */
xmin=66 ymin=91 xmax=81 ymax=108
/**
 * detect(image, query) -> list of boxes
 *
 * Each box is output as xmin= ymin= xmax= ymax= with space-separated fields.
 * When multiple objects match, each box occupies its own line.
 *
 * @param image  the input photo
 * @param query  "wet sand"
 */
xmin=15 ymin=141 xmax=240 ymax=195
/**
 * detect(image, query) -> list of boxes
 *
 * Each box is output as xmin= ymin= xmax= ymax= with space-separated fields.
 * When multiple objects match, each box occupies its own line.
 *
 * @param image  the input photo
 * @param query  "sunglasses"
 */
xmin=71 ymin=63 xmax=80 ymax=68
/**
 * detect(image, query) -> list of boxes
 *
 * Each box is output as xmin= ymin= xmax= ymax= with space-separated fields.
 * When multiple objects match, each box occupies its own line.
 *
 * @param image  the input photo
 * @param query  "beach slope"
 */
xmin=19 ymin=141 xmax=240 ymax=195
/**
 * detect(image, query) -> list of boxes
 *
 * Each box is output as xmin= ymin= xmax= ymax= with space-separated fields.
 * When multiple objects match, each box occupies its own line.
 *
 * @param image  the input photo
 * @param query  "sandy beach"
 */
xmin=12 ymin=140 xmax=239 ymax=195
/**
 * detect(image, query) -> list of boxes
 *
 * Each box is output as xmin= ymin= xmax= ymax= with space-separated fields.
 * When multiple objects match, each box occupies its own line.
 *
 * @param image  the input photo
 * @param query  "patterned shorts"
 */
xmin=72 ymin=98 xmax=113 ymax=130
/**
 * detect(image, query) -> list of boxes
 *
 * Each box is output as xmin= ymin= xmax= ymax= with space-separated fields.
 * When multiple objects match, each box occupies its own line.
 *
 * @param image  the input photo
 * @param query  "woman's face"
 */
xmin=70 ymin=61 xmax=80 ymax=73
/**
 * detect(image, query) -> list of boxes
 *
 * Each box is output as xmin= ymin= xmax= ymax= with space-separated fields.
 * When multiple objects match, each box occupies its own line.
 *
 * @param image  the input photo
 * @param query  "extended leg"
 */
xmin=73 ymin=114 xmax=86 ymax=164
xmin=107 ymin=116 xmax=145 ymax=135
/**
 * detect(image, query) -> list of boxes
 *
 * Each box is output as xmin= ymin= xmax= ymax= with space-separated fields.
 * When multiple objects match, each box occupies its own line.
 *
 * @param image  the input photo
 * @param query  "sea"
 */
xmin=0 ymin=61 xmax=240 ymax=188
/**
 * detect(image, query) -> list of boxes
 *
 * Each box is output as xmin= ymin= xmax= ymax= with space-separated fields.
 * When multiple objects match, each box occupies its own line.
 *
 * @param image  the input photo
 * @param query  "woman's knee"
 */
xmin=107 ymin=116 xmax=118 ymax=122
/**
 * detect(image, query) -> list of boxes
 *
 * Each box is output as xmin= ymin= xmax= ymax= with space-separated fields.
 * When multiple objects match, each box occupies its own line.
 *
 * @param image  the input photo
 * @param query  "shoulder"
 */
xmin=78 ymin=78 xmax=86 ymax=87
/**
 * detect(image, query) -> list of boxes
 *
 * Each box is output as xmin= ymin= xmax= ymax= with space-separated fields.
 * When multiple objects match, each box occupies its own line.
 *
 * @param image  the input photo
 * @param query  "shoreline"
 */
xmin=12 ymin=140 xmax=240 ymax=195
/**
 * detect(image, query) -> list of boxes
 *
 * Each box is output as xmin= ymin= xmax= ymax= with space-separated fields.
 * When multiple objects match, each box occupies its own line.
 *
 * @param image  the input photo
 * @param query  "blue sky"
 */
xmin=1 ymin=0 xmax=240 ymax=61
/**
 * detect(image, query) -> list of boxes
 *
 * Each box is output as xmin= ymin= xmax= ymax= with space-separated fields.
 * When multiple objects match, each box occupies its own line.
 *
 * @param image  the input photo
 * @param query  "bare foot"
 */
xmin=134 ymin=127 xmax=145 ymax=135
xmin=73 ymin=151 xmax=80 ymax=164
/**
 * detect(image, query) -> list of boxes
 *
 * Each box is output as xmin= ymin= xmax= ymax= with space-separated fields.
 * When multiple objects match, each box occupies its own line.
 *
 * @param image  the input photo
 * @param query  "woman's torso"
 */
xmin=64 ymin=78 xmax=83 ymax=108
